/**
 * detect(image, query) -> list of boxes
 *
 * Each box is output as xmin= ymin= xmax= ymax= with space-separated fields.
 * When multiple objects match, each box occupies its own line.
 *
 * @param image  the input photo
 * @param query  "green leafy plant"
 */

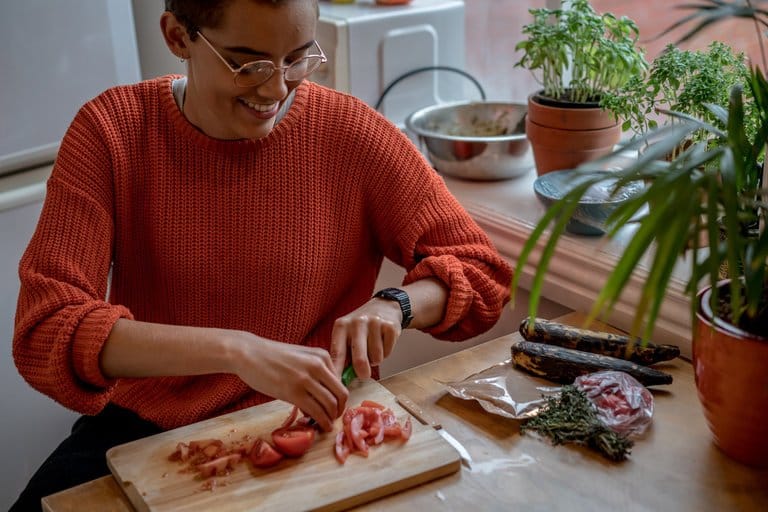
xmin=512 ymin=69 xmax=768 ymax=340
xmin=514 ymin=0 xmax=648 ymax=105
xmin=601 ymin=41 xmax=756 ymax=156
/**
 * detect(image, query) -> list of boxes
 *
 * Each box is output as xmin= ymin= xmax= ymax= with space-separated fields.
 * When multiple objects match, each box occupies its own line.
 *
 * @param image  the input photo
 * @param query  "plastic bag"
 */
xmin=573 ymin=370 xmax=654 ymax=437
xmin=442 ymin=360 xmax=560 ymax=419
xmin=443 ymin=363 xmax=653 ymax=436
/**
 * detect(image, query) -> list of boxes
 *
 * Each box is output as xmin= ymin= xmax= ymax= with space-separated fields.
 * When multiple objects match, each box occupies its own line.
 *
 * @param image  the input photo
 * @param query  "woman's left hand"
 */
xmin=329 ymin=297 xmax=403 ymax=379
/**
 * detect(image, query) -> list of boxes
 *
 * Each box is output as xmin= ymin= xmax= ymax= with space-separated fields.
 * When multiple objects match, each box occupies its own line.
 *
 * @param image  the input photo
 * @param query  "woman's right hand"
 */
xmin=230 ymin=333 xmax=349 ymax=432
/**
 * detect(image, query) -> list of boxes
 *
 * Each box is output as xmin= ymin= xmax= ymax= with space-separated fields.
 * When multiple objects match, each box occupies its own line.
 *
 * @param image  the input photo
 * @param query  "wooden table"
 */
xmin=43 ymin=313 xmax=768 ymax=512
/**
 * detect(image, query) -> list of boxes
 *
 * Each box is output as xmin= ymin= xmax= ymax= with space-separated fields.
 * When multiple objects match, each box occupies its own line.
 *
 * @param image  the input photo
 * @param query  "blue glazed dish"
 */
xmin=533 ymin=169 xmax=645 ymax=236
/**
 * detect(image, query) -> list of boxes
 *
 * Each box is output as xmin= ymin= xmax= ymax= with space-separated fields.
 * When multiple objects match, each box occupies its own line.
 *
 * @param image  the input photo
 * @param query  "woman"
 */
xmin=11 ymin=0 xmax=511 ymax=508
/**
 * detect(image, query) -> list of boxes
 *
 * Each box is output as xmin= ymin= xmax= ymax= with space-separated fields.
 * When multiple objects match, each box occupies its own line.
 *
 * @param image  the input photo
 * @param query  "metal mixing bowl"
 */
xmin=405 ymin=101 xmax=534 ymax=180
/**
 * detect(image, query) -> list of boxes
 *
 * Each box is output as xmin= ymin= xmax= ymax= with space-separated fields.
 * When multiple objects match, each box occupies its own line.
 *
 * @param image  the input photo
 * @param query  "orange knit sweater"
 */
xmin=13 ymin=76 xmax=512 ymax=430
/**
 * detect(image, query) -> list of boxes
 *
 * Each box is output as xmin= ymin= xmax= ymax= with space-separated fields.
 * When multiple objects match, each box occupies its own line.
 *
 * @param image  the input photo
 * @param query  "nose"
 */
xmin=256 ymin=68 xmax=289 ymax=100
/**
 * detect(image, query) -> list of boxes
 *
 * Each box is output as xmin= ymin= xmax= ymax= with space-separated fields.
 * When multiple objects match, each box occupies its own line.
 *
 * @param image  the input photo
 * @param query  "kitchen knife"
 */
xmin=396 ymin=394 xmax=473 ymax=470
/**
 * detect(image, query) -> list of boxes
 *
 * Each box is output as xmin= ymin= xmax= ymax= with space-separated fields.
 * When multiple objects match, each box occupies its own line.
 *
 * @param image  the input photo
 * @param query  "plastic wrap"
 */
xmin=443 ymin=363 xmax=654 ymax=436
xmin=573 ymin=370 xmax=654 ymax=436
xmin=442 ymin=360 xmax=559 ymax=419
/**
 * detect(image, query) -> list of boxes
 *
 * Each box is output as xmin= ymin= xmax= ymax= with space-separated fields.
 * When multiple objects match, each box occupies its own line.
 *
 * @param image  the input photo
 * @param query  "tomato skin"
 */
xmin=249 ymin=439 xmax=284 ymax=468
xmin=334 ymin=431 xmax=351 ymax=464
xmin=271 ymin=426 xmax=316 ymax=457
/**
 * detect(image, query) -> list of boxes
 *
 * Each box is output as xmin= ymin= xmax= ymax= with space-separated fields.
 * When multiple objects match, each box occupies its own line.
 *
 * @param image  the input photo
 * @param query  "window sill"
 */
xmin=442 ymin=170 xmax=693 ymax=358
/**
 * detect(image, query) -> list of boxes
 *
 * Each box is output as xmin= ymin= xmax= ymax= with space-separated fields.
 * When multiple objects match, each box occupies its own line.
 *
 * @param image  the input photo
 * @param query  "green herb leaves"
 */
xmin=520 ymin=385 xmax=633 ymax=461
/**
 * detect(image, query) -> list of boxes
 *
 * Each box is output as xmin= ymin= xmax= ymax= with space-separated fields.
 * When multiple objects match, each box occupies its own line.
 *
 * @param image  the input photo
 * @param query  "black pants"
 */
xmin=10 ymin=404 xmax=163 ymax=512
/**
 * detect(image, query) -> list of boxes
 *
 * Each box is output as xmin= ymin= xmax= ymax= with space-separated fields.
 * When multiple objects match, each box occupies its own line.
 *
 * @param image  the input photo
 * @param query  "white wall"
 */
xmin=131 ymin=0 xmax=185 ymax=79
xmin=0 ymin=184 xmax=78 ymax=510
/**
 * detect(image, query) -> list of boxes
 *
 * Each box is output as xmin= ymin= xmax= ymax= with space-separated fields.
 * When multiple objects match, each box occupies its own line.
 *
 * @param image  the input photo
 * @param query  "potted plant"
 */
xmin=601 ymin=41 xmax=757 ymax=159
xmin=514 ymin=0 xmax=648 ymax=174
xmin=512 ymin=68 xmax=768 ymax=466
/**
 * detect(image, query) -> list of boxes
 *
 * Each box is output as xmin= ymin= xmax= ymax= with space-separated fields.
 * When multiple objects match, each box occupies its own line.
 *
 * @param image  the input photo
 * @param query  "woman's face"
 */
xmin=182 ymin=0 xmax=317 ymax=140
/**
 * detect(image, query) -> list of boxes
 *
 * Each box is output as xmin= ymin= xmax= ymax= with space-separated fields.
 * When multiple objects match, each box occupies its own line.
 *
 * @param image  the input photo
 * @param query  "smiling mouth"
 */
xmin=239 ymin=98 xmax=278 ymax=113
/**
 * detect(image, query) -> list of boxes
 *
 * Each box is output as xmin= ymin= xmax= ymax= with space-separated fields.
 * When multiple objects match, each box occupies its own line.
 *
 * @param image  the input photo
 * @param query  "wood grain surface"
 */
xmin=42 ymin=313 xmax=768 ymax=512
xmin=106 ymin=379 xmax=459 ymax=512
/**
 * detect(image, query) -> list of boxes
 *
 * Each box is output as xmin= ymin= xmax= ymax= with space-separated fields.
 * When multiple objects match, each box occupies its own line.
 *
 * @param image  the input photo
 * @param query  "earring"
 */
xmin=180 ymin=58 xmax=185 ymax=63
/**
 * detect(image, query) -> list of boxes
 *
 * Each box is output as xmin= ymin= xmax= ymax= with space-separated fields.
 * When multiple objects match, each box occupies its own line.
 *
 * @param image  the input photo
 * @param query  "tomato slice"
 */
xmin=400 ymin=417 xmax=412 ymax=441
xmin=334 ymin=431 xmax=351 ymax=464
xmin=271 ymin=426 xmax=316 ymax=457
xmin=197 ymin=453 xmax=241 ymax=478
xmin=249 ymin=439 xmax=284 ymax=468
xmin=348 ymin=412 xmax=369 ymax=454
xmin=360 ymin=400 xmax=386 ymax=410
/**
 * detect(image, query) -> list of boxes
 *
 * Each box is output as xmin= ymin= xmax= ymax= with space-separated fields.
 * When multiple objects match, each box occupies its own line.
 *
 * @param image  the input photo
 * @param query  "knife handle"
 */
xmin=395 ymin=394 xmax=442 ymax=430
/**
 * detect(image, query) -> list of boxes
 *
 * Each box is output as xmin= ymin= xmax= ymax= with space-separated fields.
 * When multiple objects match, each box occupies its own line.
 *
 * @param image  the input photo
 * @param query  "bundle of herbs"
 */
xmin=520 ymin=385 xmax=633 ymax=462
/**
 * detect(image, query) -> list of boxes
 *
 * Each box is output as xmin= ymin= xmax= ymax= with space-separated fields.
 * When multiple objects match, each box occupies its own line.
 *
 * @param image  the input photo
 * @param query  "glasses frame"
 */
xmin=196 ymin=31 xmax=327 ymax=88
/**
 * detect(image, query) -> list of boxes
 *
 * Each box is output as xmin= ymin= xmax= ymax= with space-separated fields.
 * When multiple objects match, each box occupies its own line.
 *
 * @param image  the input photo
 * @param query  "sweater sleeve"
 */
xmin=353 ymin=106 xmax=512 ymax=341
xmin=398 ymin=182 xmax=512 ymax=340
xmin=12 ymin=103 xmax=132 ymax=415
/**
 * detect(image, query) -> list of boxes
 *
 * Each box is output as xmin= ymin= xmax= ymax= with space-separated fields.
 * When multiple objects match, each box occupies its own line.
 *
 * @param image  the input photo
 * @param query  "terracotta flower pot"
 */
xmin=694 ymin=283 xmax=768 ymax=467
xmin=525 ymin=93 xmax=621 ymax=175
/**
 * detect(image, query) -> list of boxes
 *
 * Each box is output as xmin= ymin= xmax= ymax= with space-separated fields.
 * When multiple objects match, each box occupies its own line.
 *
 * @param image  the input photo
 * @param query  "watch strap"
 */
xmin=373 ymin=287 xmax=413 ymax=329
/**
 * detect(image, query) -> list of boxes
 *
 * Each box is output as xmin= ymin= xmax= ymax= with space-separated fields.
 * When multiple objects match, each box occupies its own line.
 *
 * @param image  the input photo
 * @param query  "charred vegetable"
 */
xmin=511 ymin=341 xmax=673 ymax=386
xmin=519 ymin=317 xmax=680 ymax=365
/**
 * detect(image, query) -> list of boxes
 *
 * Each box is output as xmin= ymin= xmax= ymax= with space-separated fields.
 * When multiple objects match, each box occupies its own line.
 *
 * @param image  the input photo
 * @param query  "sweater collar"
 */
xmin=159 ymin=74 xmax=309 ymax=153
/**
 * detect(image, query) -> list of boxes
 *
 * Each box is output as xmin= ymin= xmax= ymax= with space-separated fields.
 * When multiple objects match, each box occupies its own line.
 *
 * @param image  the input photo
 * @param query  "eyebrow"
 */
xmin=221 ymin=40 xmax=316 ymax=57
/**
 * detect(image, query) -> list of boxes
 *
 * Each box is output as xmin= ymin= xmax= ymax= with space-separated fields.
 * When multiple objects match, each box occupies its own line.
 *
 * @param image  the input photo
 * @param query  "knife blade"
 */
xmin=396 ymin=394 xmax=473 ymax=470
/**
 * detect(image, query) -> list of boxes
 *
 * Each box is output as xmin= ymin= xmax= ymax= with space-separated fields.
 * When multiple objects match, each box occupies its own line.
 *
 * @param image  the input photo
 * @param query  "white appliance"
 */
xmin=130 ymin=0 xmax=467 ymax=127
xmin=314 ymin=0 xmax=467 ymax=126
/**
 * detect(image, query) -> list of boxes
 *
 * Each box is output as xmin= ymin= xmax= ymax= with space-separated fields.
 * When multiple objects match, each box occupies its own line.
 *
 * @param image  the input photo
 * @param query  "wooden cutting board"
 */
xmin=106 ymin=379 xmax=460 ymax=511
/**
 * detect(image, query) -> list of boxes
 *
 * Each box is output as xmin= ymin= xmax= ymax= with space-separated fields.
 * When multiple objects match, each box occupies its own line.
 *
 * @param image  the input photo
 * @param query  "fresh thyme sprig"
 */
xmin=520 ymin=385 xmax=633 ymax=461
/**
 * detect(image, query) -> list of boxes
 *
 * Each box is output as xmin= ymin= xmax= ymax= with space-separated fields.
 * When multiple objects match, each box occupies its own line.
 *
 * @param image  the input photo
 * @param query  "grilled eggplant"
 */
xmin=511 ymin=341 xmax=673 ymax=386
xmin=519 ymin=317 xmax=680 ymax=365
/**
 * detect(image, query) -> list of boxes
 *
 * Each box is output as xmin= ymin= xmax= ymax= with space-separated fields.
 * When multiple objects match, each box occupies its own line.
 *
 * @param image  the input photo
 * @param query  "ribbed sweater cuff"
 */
xmin=72 ymin=304 xmax=133 ymax=388
xmin=404 ymin=255 xmax=473 ymax=336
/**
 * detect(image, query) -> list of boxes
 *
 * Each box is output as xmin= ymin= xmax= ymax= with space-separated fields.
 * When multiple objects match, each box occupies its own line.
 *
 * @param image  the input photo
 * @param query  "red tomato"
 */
xmin=197 ymin=453 xmax=241 ymax=478
xmin=249 ymin=439 xmax=284 ymax=468
xmin=400 ymin=417 xmax=412 ymax=441
xmin=271 ymin=426 xmax=316 ymax=457
xmin=334 ymin=431 xmax=351 ymax=464
xmin=360 ymin=400 xmax=386 ymax=410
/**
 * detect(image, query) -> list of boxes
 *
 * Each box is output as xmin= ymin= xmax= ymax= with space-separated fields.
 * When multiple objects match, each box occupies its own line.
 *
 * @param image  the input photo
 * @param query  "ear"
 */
xmin=160 ymin=11 xmax=191 ymax=60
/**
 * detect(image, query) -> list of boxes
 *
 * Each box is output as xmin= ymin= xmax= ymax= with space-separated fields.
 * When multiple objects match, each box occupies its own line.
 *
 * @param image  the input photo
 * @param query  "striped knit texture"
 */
xmin=13 ymin=76 xmax=512 ymax=430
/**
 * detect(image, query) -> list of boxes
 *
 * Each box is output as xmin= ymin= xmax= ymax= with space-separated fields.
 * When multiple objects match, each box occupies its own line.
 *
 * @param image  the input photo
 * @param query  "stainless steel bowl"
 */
xmin=406 ymin=101 xmax=534 ymax=180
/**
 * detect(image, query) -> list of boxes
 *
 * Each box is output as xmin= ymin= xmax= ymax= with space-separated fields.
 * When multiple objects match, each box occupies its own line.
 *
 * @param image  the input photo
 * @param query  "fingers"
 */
xmin=302 ymin=371 xmax=349 ymax=431
xmin=332 ymin=312 xmax=401 ymax=381
xmin=329 ymin=322 xmax=349 ymax=377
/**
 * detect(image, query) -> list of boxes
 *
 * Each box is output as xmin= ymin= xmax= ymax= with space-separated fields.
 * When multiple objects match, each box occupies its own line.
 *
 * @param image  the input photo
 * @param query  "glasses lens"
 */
xmin=284 ymin=56 xmax=325 ymax=81
xmin=235 ymin=61 xmax=275 ymax=87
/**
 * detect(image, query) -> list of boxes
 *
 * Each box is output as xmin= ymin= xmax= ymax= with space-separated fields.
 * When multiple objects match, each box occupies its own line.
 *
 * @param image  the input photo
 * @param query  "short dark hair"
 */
xmin=164 ymin=0 xmax=318 ymax=41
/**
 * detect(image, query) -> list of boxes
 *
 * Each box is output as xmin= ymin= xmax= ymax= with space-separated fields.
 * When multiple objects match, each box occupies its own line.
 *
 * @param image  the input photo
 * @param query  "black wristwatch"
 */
xmin=373 ymin=287 xmax=413 ymax=329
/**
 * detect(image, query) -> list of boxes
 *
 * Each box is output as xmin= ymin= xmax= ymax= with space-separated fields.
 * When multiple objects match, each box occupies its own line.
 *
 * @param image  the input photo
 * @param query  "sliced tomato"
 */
xmin=271 ymin=426 xmax=316 ymax=457
xmin=280 ymin=405 xmax=300 ymax=429
xmin=348 ymin=412 xmax=369 ymax=454
xmin=197 ymin=453 xmax=241 ymax=478
xmin=400 ymin=417 xmax=412 ymax=441
xmin=249 ymin=439 xmax=284 ymax=468
xmin=360 ymin=400 xmax=386 ymax=410
xmin=168 ymin=442 xmax=190 ymax=462
xmin=334 ymin=431 xmax=351 ymax=464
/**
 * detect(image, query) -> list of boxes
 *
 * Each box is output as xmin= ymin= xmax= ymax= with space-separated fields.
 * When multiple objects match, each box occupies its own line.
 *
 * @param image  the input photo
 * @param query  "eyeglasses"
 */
xmin=196 ymin=31 xmax=327 ymax=87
